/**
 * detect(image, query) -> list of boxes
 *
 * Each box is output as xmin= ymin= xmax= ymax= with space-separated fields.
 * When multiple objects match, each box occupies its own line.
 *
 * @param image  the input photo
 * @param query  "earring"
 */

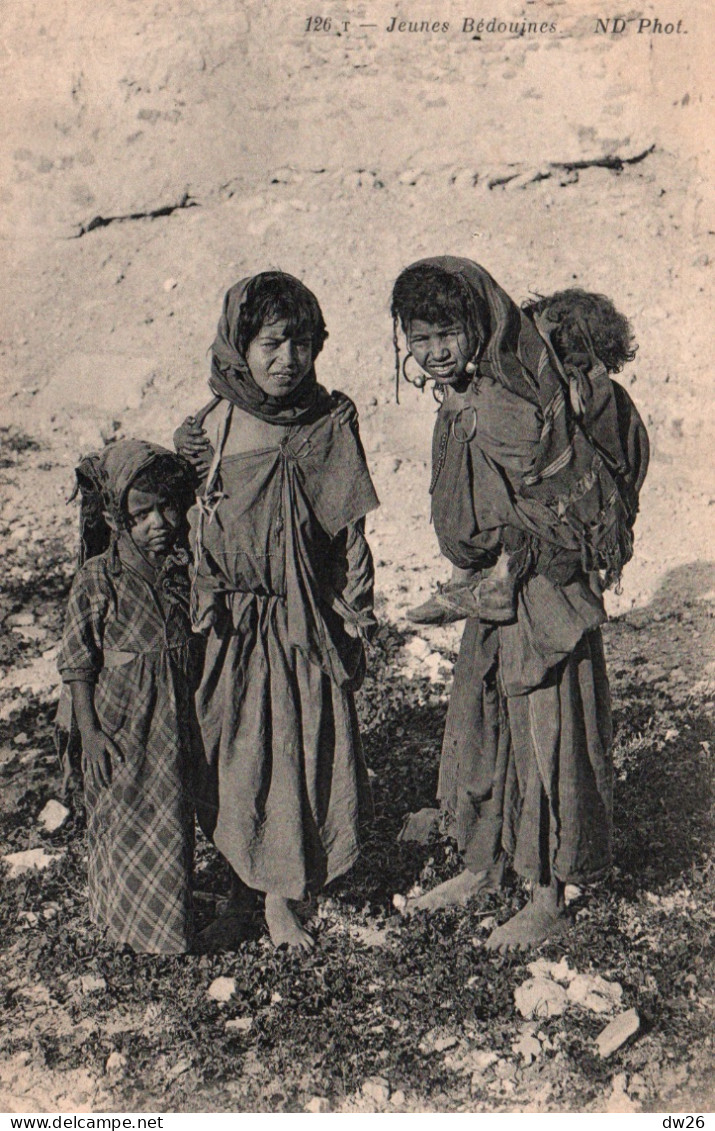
xmin=402 ymin=352 xmax=428 ymax=391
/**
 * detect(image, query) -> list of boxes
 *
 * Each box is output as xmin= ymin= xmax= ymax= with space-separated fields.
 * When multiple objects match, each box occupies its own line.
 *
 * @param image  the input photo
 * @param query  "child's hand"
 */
xmin=174 ymin=417 xmax=214 ymax=476
xmin=81 ymin=728 xmax=124 ymax=791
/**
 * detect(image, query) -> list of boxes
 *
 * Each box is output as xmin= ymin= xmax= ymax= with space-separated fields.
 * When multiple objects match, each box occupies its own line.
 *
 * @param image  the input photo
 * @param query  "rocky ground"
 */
xmin=1 ymin=0 xmax=713 ymax=1114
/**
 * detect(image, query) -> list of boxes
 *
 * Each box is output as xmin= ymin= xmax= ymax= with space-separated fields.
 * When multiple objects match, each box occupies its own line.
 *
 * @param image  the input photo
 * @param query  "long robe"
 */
xmin=58 ymin=545 xmax=201 ymax=953
xmin=191 ymin=400 xmax=377 ymax=901
xmin=432 ymin=383 xmax=613 ymax=884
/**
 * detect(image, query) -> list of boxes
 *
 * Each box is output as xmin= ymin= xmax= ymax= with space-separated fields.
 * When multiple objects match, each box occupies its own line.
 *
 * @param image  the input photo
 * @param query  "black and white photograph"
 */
xmin=0 ymin=0 xmax=712 ymax=1117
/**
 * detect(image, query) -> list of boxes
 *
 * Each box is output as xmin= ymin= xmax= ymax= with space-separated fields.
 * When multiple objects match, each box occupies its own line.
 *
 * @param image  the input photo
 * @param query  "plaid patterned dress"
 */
xmin=59 ymin=546 xmax=201 ymax=954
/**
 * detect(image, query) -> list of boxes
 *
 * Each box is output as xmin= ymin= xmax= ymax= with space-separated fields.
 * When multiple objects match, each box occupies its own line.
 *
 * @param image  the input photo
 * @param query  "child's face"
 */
xmin=406 ymin=319 xmax=473 ymax=386
xmin=245 ymin=318 xmax=313 ymax=398
xmin=124 ymin=487 xmax=182 ymax=561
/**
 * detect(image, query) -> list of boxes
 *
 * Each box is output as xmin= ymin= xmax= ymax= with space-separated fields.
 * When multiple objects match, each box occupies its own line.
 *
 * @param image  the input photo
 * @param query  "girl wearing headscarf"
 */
xmin=390 ymin=258 xmax=648 ymax=951
xmin=175 ymin=271 xmax=378 ymax=951
xmin=57 ymin=440 xmax=201 ymax=954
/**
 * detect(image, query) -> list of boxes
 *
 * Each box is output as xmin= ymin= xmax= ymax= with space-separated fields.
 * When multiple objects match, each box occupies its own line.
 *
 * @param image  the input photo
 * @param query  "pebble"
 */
xmin=38 ymin=799 xmax=71 ymax=833
xmin=403 ymin=636 xmax=432 ymax=660
xmin=163 ymin=277 xmax=178 ymax=292
xmin=225 ymin=1016 xmax=252 ymax=1032
xmin=81 ymin=975 xmax=107 ymax=994
xmin=527 ymin=957 xmax=575 ymax=984
xmin=595 ymin=1008 xmax=640 ymax=1058
xmin=0 ymin=745 xmax=16 ymax=767
xmin=12 ymin=733 xmax=30 ymax=746
xmin=361 ymin=1076 xmax=390 ymax=1104
xmin=5 ymin=611 xmax=35 ymax=627
xmin=567 ymin=973 xmax=623 ymax=1013
xmin=605 ymin=1072 xmax=640 ymax=1113
xmin=3 ymin=848 xmax=65 ymax=878
xmin=390 ymin=1090 xmax=406 ymax=1108
xmin=514 ymin=977 xmax=569 ymax=1019
xmin=512 ymin=1034 xmax=542 ymax=1064
xmin=305 ymin=1096 xmax=331 ymax=1113
xmin=105 ymin=1052 xmax=127 ymax=1075
xmin=207 ymin=976 xmax=236 ymax=1003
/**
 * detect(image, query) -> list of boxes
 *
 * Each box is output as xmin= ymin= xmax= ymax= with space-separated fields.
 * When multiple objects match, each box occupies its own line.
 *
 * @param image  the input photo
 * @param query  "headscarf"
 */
xmin=72 ymin=439 xmax=193 ymax=572
xmin=402 ymin=257 xmax=649 ymax=585
xmin=208 ymin=272 xmax=328 ymax=425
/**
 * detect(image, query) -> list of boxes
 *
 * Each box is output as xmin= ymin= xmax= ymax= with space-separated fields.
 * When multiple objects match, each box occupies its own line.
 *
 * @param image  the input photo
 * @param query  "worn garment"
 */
xmin=57 ymin=438 xmax=201 ymax=954
xmin=413 ymin=256 xmax=649 ymax=586
xmin=410 ymin=257 xmax=647 ymax=883
xmin=190 ymin=398 xmax=378 ymax=901
xmin=58 ymin=544 xmax=202 ymax=953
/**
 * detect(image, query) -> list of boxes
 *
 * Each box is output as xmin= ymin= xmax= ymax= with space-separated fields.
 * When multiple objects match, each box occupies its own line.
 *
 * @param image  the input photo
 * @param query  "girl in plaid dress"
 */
xmin=58 ymin=440 xmax=202 ymax=954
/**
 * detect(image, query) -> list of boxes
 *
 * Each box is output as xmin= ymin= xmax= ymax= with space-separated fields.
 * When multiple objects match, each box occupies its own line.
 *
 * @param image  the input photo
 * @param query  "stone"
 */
xmin=423 ymin=652 xmax=450 ymax=681
xmin=0 ymin=745 xmax=16 ymax=767
xmin=3 ymin=848 xmax=65 ymax=878
xmin=434 ymin=1035 xmax=459 ymax=1053
xmin=163 ymin=278 xmax=178 ymax=292
xmin=595 ymin=1009 xmax=640 ymax=1058
xmin=512 ymin=1034 xmax=542 ymax=1064
xmin=38 ymin=800 xmax=71 ymax=833
xmin=605 ymin=1072 xmax=640 ymax=1113
xmin=390 ymin=1090 xmax=406 ymax=1108
xmin=403 ymin=636 xmax=432 ymax=660
xmin=105 ymin=1052 xmax=127 ymax=1075
xmin=5 ymin=612 xmax=35 ymax=627
xmin=514 ymin=977 xmax=569 ymax=1019
xmin=397 ymin=807 xmax=441 ymax=845
xmin=207 ymin=976 xmax=236 ymax=1003
xmin=305 ymin=1097 xmax=331 ymax=1113
xmin=527 ymin=957 xmax=575 ymax=984
xmin=12 ymin=733 xmax=30 ymax=746
xmin=567 ymin=973 xmax=623 ymax=1013
xmin=469 ymin=1050 xmax=498 ymax=1073
xmin=361 ymin=1076 xmax=390 ymax=1104
xmin=225 ymin=1016 xmax=252 ymax=1032
xmin=81 ymin=975 xmax=107 ymax=994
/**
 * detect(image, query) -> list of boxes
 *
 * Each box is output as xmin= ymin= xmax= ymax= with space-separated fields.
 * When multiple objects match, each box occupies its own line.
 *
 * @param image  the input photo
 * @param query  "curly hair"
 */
xmin=235 ymin=272 xmax=328 ymax=359
xmin=523 ymin=288 xmax=637 ymax=375
xmin=390 ymin=263 xmax=487 ymax=336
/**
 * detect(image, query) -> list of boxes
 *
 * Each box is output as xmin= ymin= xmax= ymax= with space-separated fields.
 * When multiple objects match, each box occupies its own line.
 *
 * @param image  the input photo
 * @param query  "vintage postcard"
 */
xmin=0 ymin=0 xmax=712 ymax=1117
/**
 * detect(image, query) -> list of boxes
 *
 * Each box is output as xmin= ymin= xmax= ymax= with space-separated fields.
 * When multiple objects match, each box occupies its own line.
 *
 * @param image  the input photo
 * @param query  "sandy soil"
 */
xmin=0 ymin=0 xmax=713 ymax=1114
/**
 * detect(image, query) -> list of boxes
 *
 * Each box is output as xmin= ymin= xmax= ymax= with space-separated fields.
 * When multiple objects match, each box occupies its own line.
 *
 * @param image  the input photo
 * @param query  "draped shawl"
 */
xmin=209 ymin=272 xmax=325 ymax=425
xmin=410 ymin=257 xmax=649 ymax=585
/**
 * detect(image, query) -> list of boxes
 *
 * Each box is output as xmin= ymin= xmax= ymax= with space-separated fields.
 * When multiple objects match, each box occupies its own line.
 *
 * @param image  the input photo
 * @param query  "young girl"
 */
xmin=175 ymin=270 xmax=378 ymax=952
xmin=390 ymin=259 xmax=648 ymax=952
xmin=58 ymin=440 xmax=201 ymax=954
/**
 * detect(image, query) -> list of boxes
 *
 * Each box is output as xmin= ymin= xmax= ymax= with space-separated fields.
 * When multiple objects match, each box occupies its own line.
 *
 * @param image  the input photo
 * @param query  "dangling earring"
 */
xmin=402 ymin=351 xmax=428 ymax=391
xmin=464 ymin=336 xmax=484 ymax=378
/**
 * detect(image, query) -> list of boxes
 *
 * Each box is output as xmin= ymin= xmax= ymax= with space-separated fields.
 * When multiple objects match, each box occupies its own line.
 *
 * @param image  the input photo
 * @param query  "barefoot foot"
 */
xmin=265 ymin=894 xmax=314 ymax=952
xmin=485 ymin=885 xmax=570 ymax=953
xmin=402 ymin=859 xmax=505 ymax=916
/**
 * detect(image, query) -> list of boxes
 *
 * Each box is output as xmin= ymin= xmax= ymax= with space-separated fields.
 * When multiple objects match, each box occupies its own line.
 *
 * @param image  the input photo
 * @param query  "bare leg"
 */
xmin=402 ymin=857 xmax=505 ymax=916
xmin=485 ymin=879 xmax=569 ymax=953
xmin=265 ymin=894 xmax=314 ymax=952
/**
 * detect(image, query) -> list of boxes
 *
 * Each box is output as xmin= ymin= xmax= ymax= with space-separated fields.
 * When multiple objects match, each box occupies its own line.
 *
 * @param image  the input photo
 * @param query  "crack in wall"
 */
xmin=72 ymin=193 xmax=198 ymax=238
